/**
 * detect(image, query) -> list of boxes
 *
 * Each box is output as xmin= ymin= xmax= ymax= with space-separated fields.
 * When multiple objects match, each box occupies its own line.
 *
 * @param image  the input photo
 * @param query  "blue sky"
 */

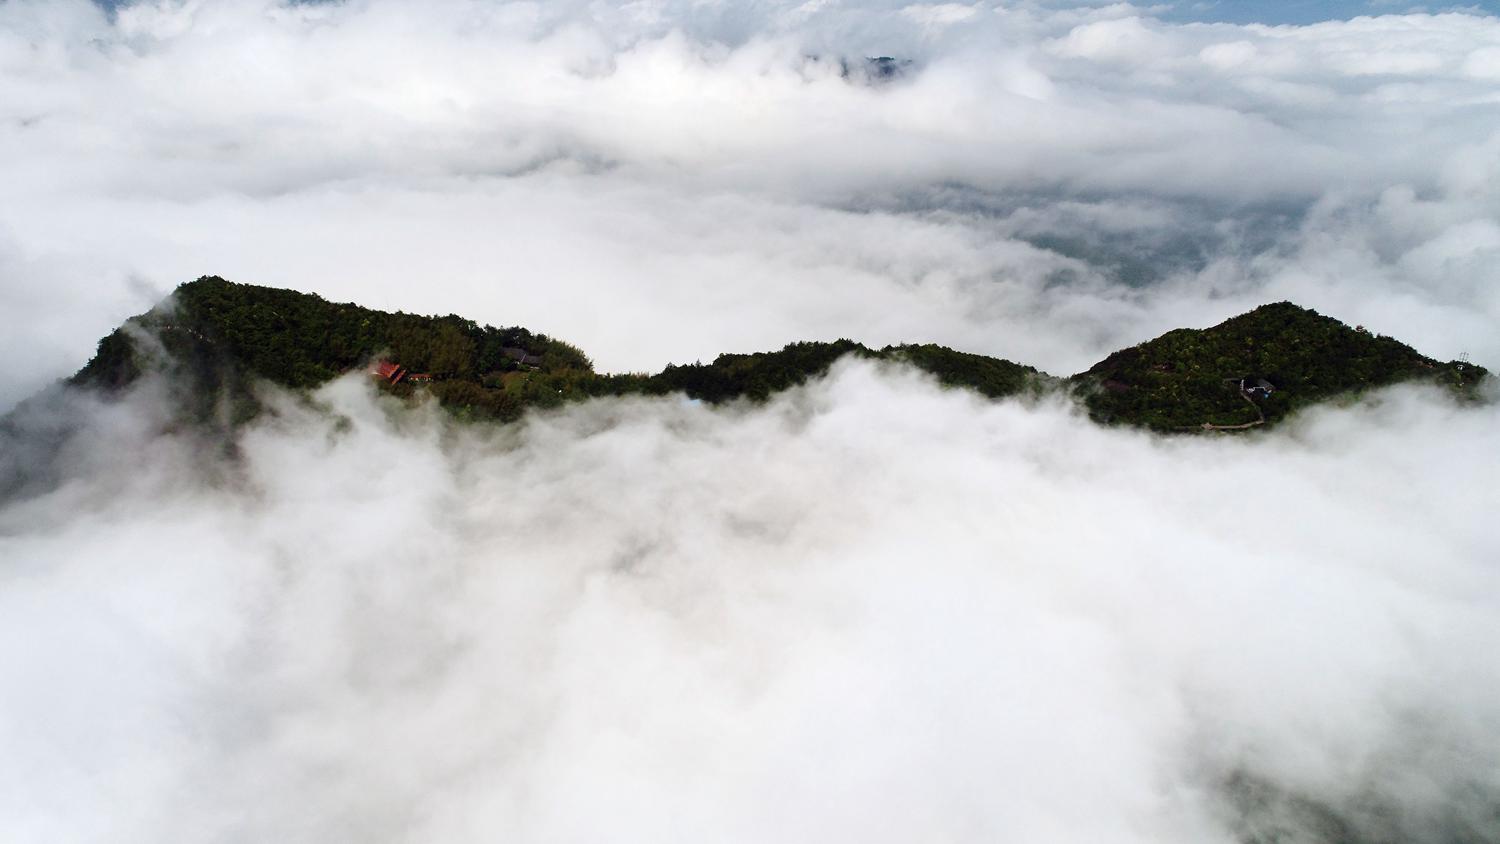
xmin=84 ymin=0 xmax=1500 ymax=25
xmin=1161 ymin=0 xmax=1499 ymax=24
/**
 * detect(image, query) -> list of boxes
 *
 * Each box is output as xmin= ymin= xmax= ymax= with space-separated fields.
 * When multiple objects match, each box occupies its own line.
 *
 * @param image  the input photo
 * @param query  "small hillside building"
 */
xmin=373 ymin=360 xmax=406 ymax=384
xmin=372 ymin=360 xmax=432 ymax=384
xmin=502 ymin=347 xmax=543 ymax=368
xmin=1239 ymin=377 xmax=1275 ymax=399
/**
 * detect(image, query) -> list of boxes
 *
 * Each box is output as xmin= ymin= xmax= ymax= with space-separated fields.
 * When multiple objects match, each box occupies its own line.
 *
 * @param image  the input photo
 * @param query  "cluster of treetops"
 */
xmin=70 ymin=276 xmax=1489 ymax=433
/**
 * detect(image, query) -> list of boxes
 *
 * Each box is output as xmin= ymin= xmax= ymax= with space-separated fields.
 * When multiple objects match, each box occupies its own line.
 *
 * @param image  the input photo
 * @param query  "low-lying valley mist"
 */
xmin=4 ymin=356 xmax=1499 ymax=842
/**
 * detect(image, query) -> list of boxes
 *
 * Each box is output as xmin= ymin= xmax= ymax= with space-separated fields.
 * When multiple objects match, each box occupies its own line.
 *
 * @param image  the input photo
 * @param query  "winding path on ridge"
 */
xmin=1178 ymin=385 xmax=1268 ymax=432
xmin=1199 ymin=389 xmax=1266 ymax=431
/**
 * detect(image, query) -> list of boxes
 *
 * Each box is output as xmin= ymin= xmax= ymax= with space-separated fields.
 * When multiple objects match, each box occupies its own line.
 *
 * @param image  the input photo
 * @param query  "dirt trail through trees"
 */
xmin=1188 ymin=389 xmax=1267 ymax=432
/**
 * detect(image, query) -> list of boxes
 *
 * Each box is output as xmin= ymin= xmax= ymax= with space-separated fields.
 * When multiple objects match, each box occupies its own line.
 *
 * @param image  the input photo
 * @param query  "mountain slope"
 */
xmin=1073 ymin=302 xmax=1483 ymax=431
xmin=64 ymin=278 xmax=1489 ymax=431
xmin=68 ymin=277 xmax=1049 ymax=423
xmin=71 ymin=276 xmax=593 ymax=423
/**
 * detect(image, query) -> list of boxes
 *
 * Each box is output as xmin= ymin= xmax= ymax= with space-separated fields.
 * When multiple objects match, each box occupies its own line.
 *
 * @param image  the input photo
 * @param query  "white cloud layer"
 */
xmin=1 ymin=1 xmax=1498 ymax=409
xmin=2 ymin=366 xmax=1499 ymax=842
xmin=2 ymin=3 xmax=1499 ymax=841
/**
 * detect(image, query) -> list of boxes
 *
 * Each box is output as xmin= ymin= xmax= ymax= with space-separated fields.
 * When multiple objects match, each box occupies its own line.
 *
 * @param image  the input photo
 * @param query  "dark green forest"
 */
xmin=69 ymin=277 xmax=1488 ymax=432
xmin=72 ymin=277 xmax=592 ymax=423
xmin=1073 ymin=302 xmax=1485 ymax=430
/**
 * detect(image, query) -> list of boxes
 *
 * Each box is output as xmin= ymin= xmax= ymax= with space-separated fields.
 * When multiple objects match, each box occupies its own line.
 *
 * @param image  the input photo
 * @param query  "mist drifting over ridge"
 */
xmin=3 ymin=0 xmax=1500 ymax=408
xmin=2 ymin=0 xmax=1500 ymax=842
xmin=3 ymin=365 xmax=1500 ymax=842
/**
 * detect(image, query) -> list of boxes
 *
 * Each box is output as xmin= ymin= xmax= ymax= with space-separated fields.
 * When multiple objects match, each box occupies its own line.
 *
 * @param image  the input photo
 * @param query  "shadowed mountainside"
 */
xmin=1072 ymin=302 xmax=1483 ymax=430
xmin=69 ymin=276 xmax=1047 ymax=424
xmin=66 ymin=276 xmax=1488 ymax=431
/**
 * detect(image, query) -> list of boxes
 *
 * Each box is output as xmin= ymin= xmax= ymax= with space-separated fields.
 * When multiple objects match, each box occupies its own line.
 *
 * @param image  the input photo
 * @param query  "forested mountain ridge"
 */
xmin=66 ymin=276 xmax=1488 ymax=431
xmin=1073 ymin=302 xmax=1485 ymax=430
xmin=71 ymin=276 xmax=593 ymax=423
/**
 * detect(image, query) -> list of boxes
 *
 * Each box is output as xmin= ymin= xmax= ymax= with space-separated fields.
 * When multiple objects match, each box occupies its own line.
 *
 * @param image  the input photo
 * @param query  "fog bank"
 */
xmin=3 ymin=2 xmax=1498 ymax=839
xmin=2 ymin=365 xmax=1497 ymax=842
xmin=2 ymin=1 xmax=1499 ymax=408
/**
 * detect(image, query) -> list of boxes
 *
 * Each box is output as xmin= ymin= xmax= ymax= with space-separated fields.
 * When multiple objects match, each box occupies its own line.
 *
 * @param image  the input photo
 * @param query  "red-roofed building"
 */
xmin=373 ymin=360 xmax=406 ymax=384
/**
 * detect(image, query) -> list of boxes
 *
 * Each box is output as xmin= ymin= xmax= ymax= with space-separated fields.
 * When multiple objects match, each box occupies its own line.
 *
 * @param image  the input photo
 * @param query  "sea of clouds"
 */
xmin=2 ymin=0 xmax=1499 ymax=407
xmin=3 ymin=368 xmax=1500 ymax=842
xmin=2 ymin=1 xmax=1499 ymax=842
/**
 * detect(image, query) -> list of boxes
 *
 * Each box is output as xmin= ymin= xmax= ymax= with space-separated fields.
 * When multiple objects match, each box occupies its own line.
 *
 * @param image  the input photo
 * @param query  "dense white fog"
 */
xmin=2 ymin=366 xmax=1499 ymax=843
xmin=2 ymin=1 xmax=1499 ymax=842
xmin=2 ymin=1 xmax=1500 ymax=408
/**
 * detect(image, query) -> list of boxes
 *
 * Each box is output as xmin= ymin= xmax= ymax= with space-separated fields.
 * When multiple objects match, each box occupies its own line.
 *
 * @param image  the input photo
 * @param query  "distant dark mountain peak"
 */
xmin=857 ymin=56 xmax=912 ymax=82
xmin=800 ymin=53 xmax=916 ymax=86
